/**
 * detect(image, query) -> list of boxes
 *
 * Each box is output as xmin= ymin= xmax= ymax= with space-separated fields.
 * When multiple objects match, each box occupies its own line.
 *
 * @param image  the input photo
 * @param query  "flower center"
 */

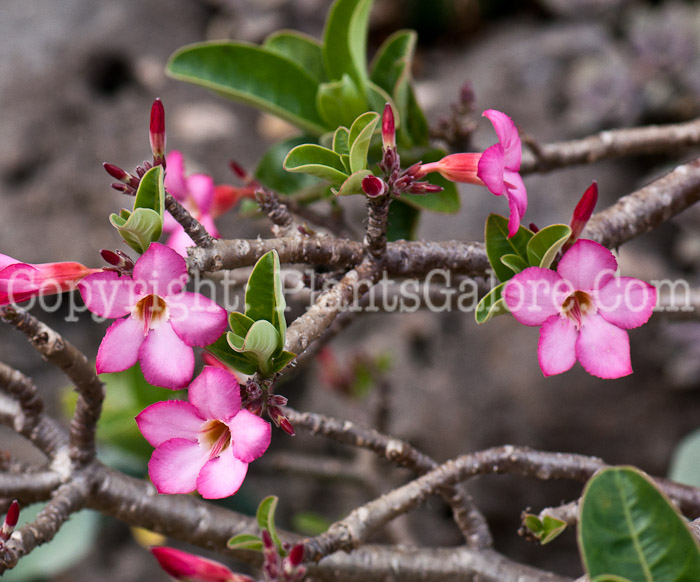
xmin=133 ymin=294 xmax=168 ymax=335
xmin=561 ymin=290 xmax=595 ymax=329
xmin=199 ymin=419 xmax=231 ymax=460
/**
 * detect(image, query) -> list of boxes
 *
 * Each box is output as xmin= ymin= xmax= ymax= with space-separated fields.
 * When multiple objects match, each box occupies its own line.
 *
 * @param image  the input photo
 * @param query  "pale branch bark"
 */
xmin=256 ymin=188 xmax=297 ymax=238
xmin=281 ymin=195 xmax=358 ymax=240
xmin=520 ymin=117 xmax=700 ymax=174
xmin=363 ymin=195 xmax=391 ymax=258
xmin=0 ymin=477 xmax=90 ymax=570
xmin=306 ymin=545 xmax=575 ymax=582
xmin=285 ymin=408 xmax=492 ymax=550
xmin=0 ymin=472 xmax=62 ymax=504
xmin=584 ymin=156 xmax=700 ymax=249
xmin=0 ymin=306 xmax=104 ymax=467
xmin=0 ymin=363 xmax=42 ymax=425
xmin=165 ymin=191 xmax=216 ymax=248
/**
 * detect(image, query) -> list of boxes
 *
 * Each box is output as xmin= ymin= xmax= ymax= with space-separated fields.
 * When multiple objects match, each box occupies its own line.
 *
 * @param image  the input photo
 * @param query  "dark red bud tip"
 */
xmin=229 ymin=160 xmax=249 ymax=181
xmin=149 ymin=98 xmax=166 ymax=164
xmin=382 ymin=103 xmax=396 ymax=150
xmin=288 ymin=544 xmax=305 ymax=566
xmin=278 ymin=416 xmax=296 ymax=436
xmin=362 ymin=175 xmax=388 ymax=198
xmin=261 ymin=529 xmax=274 ymax=548
xmin=5 ymin=501 xmax=19 ymax=528
xmin=572 ymin=181 xmax=598 ymax=224
xmin=103 ymin=163 xmax=128 ymax=181
xmin=100 ymin=249 xmax=121 ymax=266
xmin=529 ymin=223 xmax=539 ymax=233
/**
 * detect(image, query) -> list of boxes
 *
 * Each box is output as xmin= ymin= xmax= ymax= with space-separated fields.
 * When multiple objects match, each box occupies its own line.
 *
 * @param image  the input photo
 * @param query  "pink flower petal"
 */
xmin=196 ymin=449 xmax=248 ymax=499
xmin=503 ymin=169 xmax=527 ymax=218
xmin=136 ymin=400 xmax=204 ymax=447
xmin=186 ymin=173 xmax=215 ymax=213
xmin=227 ymin=410 xmax=271 ymax=462
xmin=483 ymin=109 xmax=521 ymax=170
xmin=164 ymin=227 xmax=195 ymax=258
xmin=96 ymin=317 xmax=144 ymax=374
xmin=188 ymin=367 xmax=242 ymax=421
xmin=504 ymin=267 xmax=570 ymax=326
xmin=149 ymin=438 xmax=207 ymax=494
xmin=506 ymin=188 xmax=523 ymax=238
xmin=133 ymin=243 xmax=188 ymax=297
xmin=169 ymin=292 xmax=228 ymax=347
xmin=139 ymin=322 xmax=194 ymax=389
xmin=164 ymin=150 xmax=187 ymax=202
xmin=538 ymin=315 xmax=578 ymax=376
xmin=595 ymin=277 xmax=657 ymax=329
xmin=557 ymin=239 xmax=617 ymax=291
xmin=0 ymin=263 xmax=40 ymax=296
xmin=0 ymin=255 xmax=20 ymax=270
xmin=79 ymin=271 xmax=137 ymax=318
xmin=576 ymin=313 xmax=632 ymax=379
xmin=477 ymin=143 xmax=505 ymax=196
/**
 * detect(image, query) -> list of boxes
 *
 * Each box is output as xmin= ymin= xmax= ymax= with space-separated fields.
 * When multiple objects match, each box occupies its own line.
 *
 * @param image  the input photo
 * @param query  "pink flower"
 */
xmin=503 ymin=239 xmax=656 ymax=379
xmin=0 ymin=254 xmax=100 ymax=306
xmin=415 ymin=109 xmax=527 ymax=238
xmin=78 ymin=243 xmax=227 ymax=389
xmin=150 ymin=546 xmax=254 ymax=582
xmin=136 ymin=366 xmax=271 ymax=498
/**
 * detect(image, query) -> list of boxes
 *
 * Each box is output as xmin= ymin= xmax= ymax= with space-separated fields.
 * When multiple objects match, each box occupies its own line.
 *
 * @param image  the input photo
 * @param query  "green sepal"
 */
xmin=522 ymin=513 xmax=567 ymax=545
xmin=526 ymin=224 xmax=571 ymax=269
xmin=579 ymin=466 xmax=700 ymax=582
xmin=109 ymin=208 xmax=162 ymax=255
xmin=335 ymin=169 xmax=372 ymax=197
xmin=475 ymin=281 xmax=509 ymax=325
xmin=316 ymin=74 xmax=367 ymax=130
xmin=227 ymin=533 xmax=263 ymax=552
xmin=166 ymin=41 xmax=326 ymax=135
xmin=205 ymin=333 xmax=258 ymax=376
xmin=500 ymin=253 xmax=529 ymax=274
xmin=256 ymin=495 xmax=285 ymax=555
xmin=245 ymin=250 xmax=287 ymax=345
xmin=484 ymin=213 xmax=534 ymax=283
xmin=284 ymin=143 xmax=348 ymax=184
xmin=348 ymin=111 xmax=380 ymax=174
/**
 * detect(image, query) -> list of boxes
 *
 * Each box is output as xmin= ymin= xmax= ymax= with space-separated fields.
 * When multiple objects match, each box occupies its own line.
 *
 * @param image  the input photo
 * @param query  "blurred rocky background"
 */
xmin=2 ymin=0 xmax=700 ymax=580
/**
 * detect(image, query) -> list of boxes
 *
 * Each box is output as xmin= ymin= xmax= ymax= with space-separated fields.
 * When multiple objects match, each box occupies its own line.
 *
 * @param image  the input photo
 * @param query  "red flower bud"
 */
xmin=381 ymin=103 xmax=396 ymax=151
xmin=149 ymin=98 xmax=166 ymax=167
xmin=1 ymin=500 xmax=19 ymax=542
xmin=565 ymin=181 xmax=598 ymax=250
xmin=362 ymin=175 xmax=388 ymax=198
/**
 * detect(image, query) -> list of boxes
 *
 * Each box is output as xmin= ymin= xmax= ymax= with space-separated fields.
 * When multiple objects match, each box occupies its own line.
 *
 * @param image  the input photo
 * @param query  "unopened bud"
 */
xmin=381 ymin=103 xmax=396 ymax=151
xmin=569 ymin=181 xmax=598 ymax=241
xmin=103 ymin=163 xmax=140 ymax=189
xmin=268 ymin=405 xmax=295 ymax=436
xmin=406 ymin=181 xmax=443 ymax=195
xmin=149 ymin=98 xmax=166 ymax=167
xmin=287 ymin=544 xmax=305 ymax=567
xmin=100 ymin=249 xmax=134 ymax=271
xmin=1 ymin=500 xmax=19 ymax=542
xmin=362 ymin=175 xmax=388 ymax=198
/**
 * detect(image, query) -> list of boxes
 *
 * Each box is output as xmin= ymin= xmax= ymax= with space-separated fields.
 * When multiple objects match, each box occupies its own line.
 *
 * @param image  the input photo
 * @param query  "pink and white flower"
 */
xmin=0 ymin=254 xmax=100 ymax=306
xmin=136 ymin=366 xmax=271 ymax=499
xmin=415 ymin=109 xmax=527 ymax=237
xmin=503 ymin=239 xmax=656 ymax=379
xmin=78 ymin=242 xmax=227 ymax=389
xmin=150 ymin=546 xmax=254 ymax=582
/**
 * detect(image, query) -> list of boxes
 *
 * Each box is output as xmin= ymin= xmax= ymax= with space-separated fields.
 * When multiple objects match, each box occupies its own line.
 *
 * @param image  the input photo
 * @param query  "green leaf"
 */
xmin=270 ymin=350 xmax=297 ymax=374
xmin=387 ymin=200 xmax=419 ymax=241
xmin=109 ymin=208 xmax=162 ymax=255
xmin=500 ymin=253 xmax=529 ymax=274
xmin=579 ymin=466 xmax=700 ymax=582
xmin=526 ymin=224 xmax=572 ymax=269
xmin=475 ymin=281 xmax=509 ymax=324
xmin=245 ymin=250 xmax=287 ymax=343
xmin=669 ymin=428 xmax=700 ymax=488
xmin=316 ymin=74 xmax=368 ymax=129
xmin=332 ymin=126 xmax=351 ymax=156
xmin=322 ymin=0 xmax=372 ymax=92
xmin=256 ymin=136 xmax=322 ymax=195
xmin=485 ymin=214 xmax=534 ymax=283
xmin=348 ymin=111 xmax=380 ymax=173
xmin=591 ymin=576 xmax=635 ymax=582
xmin=167 ymin=42 xmax=326 ymax=135
xmin=365 ymin=81 xmax=400 ymax=128
xmin=335 ymin=169 xmax=373 ymax=196
xmin=229 ymin=312 xmax=256 ymax=338
xmin=227 ymin=533 xmax=264 ymax=552
xmin=522 ymin=513 xmax=567 ymax=545
xmin=284 ymin=143 xmax=348 ymax=184
xmin=370 ymin=30 xmax=416 ymax=98
xmin=403 ymin=82 xmax=429 ymax=147
xmin=205 ymin=333 xmax=259 ymax=376
xmin=263 ymin=30 xmax=326 ymax=83
xmin=134 ymin=165 xmax=165 ymax=215
xmin=228 ymin=321 xmax=281 ymax=376
xmin=256 ymin=495 xmax=284 ymax=554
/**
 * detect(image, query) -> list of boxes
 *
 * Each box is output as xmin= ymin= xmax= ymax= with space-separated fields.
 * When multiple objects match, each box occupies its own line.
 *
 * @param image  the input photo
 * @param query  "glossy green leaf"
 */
xmin=109 ymin=208 xmax=162 ymax=255
xmin=270 ymin=350 xmax=297 ymax=374
xmin=228 ymin=320 xmax=281 ymax=376
xmin=348 ymin=111 xmax=380 ymax=173
xmin=475 ymin=281 xmax=509 ymax=324
xmin=526 ymin=224 xmax=572 ymax=269
xmin=256 ymin=136 xmax=322 ymax=195
xmin=669 ymin=428 xmax=700 ymax=489
xmin=229 ymin=312 xmax=256 ymax=338
xmin=284 ymin=143 xmax=348 ymax=184
xmin=322 ymin=0 xmax=372 ymax=92
xmin=370 ymin=30 xmax=416 ymax=97
xmin=403 ymin=80 xmax=429 ymax=146
xmin=522 ymin=513 xmax=567 ymax=545
xmin=500 ymin=253 xmax=529 ymax=274
xmin=485 ymin=214 xmax=534 ymax=283
xmin=316 ymin=74 xmax=368 ymax=129
xmin=591 ymin=576 xmax=634 ymax=582
xmin=386 ymin=200 xmax=419 ymax=241
xmin=257 ymin=495 xmax=284 ymax=554
xmin=167 ymin=42 xmax=326 ymax=135
xmin=134 ymin=165 xmax=165 ymax=215
xmin=335 ymin=169 xmax=373 ymax=196
xmin=579 ymin=466 xmax=700 ymax=582
xmin=205 ymin=333 xmax=259 ymax=376
xmin=332 ymin=126 xmax=351 ymax=156
xmin=263 ymin=30 xmax=326 ymax=83
xmin=245 ymin=250 xmax=287 ymax=343
xmin=227 ymin=533 xmax=263 ymax=552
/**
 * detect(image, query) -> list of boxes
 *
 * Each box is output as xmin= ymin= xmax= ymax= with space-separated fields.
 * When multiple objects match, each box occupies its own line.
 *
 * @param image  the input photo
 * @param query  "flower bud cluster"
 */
xmin=261 ymin=530 xmax=306 ymax=582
